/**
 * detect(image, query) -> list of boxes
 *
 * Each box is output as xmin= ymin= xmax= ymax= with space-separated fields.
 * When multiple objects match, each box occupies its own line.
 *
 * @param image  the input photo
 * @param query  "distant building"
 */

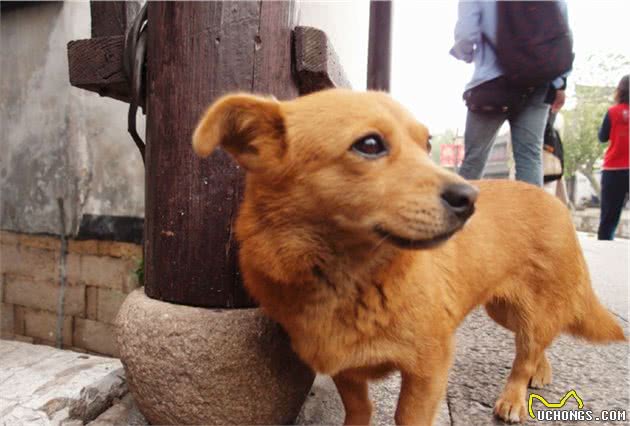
xmin=439 ymin=136 xmax=465 ymax=169
xmin=439 ymin=133 xmax=511 ymax=178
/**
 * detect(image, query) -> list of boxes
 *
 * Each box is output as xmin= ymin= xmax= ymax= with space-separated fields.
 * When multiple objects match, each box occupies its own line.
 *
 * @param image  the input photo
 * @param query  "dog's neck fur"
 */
xmin=237 ymin=188 xmax=406 ymax=288
xmin=235 ymin=182 xmax=465 ymax=373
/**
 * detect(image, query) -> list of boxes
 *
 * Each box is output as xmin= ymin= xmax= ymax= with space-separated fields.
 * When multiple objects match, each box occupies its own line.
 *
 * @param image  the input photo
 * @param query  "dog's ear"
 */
xmin=192 ymin=93 xmax=285 ymax=173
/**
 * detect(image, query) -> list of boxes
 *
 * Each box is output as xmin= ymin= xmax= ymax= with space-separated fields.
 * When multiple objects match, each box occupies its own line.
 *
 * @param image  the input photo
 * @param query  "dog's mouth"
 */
xmin=373 ymin=224 xmax=462 ymax=250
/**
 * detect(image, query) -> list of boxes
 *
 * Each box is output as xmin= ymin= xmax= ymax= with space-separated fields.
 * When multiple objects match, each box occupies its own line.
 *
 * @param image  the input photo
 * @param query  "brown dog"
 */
xmin=192 ymin=89 xmax=625 ymax=425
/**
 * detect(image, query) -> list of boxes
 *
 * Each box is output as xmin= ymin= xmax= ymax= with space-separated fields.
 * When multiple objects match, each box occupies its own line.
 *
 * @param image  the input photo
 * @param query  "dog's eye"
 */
xmin=351 ymin=134 xmax=388 ymax=159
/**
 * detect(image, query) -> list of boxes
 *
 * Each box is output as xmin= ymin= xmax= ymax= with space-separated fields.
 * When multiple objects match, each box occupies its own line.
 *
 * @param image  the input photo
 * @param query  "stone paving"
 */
xmin=572 ymin=208 xmax=630 ymax=239
xmin=0 ymin=341 xmax=127 ymax=425
xmin=1 ymin=234 xmax=627 ymax=425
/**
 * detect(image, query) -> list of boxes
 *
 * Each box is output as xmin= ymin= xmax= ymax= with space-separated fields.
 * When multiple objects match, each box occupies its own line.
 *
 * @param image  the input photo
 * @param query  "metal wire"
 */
xmin=123 ymin=2 xmax=148 ymax=164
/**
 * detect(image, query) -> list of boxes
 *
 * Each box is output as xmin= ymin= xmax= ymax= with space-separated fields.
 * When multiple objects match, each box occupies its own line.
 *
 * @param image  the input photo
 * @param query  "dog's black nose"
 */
xmin=440 ymin=183 xmax=478 ymax=220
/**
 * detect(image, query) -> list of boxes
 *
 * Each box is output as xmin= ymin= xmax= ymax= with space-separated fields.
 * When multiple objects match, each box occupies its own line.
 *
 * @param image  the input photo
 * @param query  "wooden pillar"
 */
xmin=367 ymin=0 xmax=392 ymax=91
xmin=144 ymin=2 xmax=298 ymax=308
xmin=68 ymin=2 xmax=350 ymax=309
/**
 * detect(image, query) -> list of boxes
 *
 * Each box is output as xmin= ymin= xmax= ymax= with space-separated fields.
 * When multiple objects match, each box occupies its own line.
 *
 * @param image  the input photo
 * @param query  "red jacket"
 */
xmin=599 ymin=103 xmax=629 ymax=170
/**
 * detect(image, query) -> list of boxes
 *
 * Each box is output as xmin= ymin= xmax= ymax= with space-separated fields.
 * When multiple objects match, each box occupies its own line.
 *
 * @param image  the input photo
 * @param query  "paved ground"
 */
xmin=572 ymin=207 xmax=629 ymax=239
xmin=1 ymin=234 xmax=627 ymax=425
xmin=297 ymin=234 xmax=629 ymax=425
xmin=0 ymin=342 xmax=127 ymax=425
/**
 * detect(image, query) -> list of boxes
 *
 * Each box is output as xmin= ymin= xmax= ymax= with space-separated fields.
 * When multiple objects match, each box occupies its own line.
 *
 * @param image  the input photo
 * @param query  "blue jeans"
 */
xmin=458 ymin=86 xmax=550 ymax=186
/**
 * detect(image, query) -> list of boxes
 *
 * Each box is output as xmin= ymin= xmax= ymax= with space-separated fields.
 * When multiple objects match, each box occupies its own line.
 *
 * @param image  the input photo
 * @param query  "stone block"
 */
xmin=13 ymin=334 xmax=34 ymax=344
xmin=0 ymin=243 xmax=21 ymax=276
xmin=66 ymin=253 xmax=82 ymax=285
xmin=2 ymin=246 xmax=59 ymax=282
xmin=97 ymin=288 xmax=127 ymax=325
xmin=80 ymin=255 xmax=135 ymax=290
xmin=0 ymin=231 xmax=20 ymax=246
xmin=86 ymin=286 xmax=98 ymax=320
xmin=68 ymin=239 xmax=100 ymax=256
xmin=74 ymin=318 xmax=118 ymax=357
xmin=123 ymin=271 xmax=140 ymax=293
xmin=117 ymin=288 xmax=314 ymax=425
xmin=22 ymin=307 xmax=72 ymax=346
xmin=4 ymin=275 xmax=85 ymax=316
xmin=98 ymin=241 xmax=142 ymax=259
xmin=14 ymin=305 xmax=25 ymax=335
xmin=1 ymin=303 xmax=15 ymax=338
xmin=19 ymin=233 xmax=60 ymax=251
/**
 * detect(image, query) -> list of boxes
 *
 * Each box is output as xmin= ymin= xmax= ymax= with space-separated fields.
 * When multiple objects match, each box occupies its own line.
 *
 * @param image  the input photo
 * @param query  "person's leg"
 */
xmin=509 ymin=87 xmax=550 ymax=186
xmin=544 ymin=177 xmax=570 ymax=206
xmin=598 ymin=170 xmax=629 ymax=240
xmin=555 ymin=176 xmax=570 ymax=206
xmin=458 ymin=110 xmax=506 ymax=180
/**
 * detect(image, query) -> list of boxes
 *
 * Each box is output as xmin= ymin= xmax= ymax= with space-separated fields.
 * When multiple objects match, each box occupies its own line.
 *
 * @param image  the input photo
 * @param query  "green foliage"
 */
xmin=135 ymin=257 xmax=144 ymax=286
xmin=573 ymin=53 xmax=630 ymax=88
xmin=561 ymin=52 xmax=629 ymax=197
xmin=562 ymin=84 xmax=611 ymax=180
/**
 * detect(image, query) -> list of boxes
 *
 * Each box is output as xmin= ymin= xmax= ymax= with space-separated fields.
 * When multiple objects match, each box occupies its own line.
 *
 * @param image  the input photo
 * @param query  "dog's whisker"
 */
xmin=371 ymin=233 xmax=389 ymax=253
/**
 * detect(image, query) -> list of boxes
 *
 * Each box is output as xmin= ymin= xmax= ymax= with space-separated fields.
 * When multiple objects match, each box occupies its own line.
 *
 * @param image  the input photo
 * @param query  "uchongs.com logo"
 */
xmin=528 ymin=390 xmax=627 ymax=422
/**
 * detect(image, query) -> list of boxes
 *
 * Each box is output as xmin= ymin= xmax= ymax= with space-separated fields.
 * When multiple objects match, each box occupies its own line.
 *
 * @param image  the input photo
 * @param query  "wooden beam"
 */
xmin=67 ymin=36 xmax=129 ymax=102
xmin=66 ymin=22 xmax=353 ymax=105
xmin=293 ymin=26 xmax=351 ymax=94
xmin=367 ymin=0 xmax=392 ymax=91
xmin=90 ymin=1 xmax=141 ymax=38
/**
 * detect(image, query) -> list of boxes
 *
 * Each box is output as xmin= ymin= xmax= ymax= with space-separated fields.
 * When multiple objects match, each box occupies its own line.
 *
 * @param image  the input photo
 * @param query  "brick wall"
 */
xmin=0 ymin=231 xmax=141 ymax=356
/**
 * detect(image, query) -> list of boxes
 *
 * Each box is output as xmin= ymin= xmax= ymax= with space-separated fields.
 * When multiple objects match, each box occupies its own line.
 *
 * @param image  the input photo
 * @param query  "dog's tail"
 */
xmin=567 ymin=290 xmax=626 ymax=343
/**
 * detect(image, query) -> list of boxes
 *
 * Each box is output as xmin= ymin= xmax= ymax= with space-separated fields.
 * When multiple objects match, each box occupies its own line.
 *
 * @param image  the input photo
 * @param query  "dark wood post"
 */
xmin=143 ymin=2 xmax=298 ymax=308
xmin=367 ymin=0 xmax=392 ymax=91
xmin=68 ymin=1 xmax=351 ymax=309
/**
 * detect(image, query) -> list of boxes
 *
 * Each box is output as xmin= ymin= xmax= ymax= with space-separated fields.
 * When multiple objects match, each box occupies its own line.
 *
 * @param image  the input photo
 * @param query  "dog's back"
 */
xmin=448 ymin=179 xmax=624 ymax=343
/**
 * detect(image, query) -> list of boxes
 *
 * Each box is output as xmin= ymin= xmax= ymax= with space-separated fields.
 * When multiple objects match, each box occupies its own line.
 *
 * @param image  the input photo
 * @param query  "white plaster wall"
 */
xmin=1 ymin=1 xmax=369 ymax=236
xmin=297 ymin=1 xmax=370 ymax=90
xmin=0 ymin=2 xmax=145 ymax=235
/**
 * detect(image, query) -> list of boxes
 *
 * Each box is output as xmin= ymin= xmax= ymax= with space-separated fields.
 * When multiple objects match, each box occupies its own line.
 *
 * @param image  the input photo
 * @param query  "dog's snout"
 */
xmin=440 ymin=184 xmax=478 ymax=220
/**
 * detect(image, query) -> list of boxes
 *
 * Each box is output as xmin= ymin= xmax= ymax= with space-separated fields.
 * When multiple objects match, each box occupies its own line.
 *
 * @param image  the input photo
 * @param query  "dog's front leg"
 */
xmin=395 ymin=344 xmax=453 ymax=426
xmin=333 ymin=370 xmax=372 ymax=425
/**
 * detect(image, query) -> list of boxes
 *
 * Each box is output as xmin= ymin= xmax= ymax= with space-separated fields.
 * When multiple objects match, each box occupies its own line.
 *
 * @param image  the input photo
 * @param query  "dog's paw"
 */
xmin=494 ymin=397 xmax=526 ymax=423
xmin=529 ymin=356 xmax=552 ymax=389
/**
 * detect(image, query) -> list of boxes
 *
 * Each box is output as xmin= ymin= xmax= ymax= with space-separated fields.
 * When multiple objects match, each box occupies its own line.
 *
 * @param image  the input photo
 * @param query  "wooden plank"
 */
xmin=293 ymin=26 xmax=351 ymax=94
xmin=67 ymin=36 xmax=129 ymax=102
xmin=90 ymin=1 xmax=141 ymax=38
xmin=367 ymin=0 xmax=392 ymax=91
xmin=143 ymin=1 xmax=300 ymax=308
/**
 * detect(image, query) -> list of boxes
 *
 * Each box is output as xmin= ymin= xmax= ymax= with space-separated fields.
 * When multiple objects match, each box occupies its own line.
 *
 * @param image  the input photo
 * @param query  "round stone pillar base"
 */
xmin=116 ymin=288 xmax=315 ymax=425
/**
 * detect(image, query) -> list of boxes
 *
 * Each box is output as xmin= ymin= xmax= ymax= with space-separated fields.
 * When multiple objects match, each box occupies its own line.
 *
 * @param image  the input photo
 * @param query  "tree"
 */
xmin=561 ymin=84 xmax=612 ymax=197
xmin=560 ymin=52 xmax=629 ymax=200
